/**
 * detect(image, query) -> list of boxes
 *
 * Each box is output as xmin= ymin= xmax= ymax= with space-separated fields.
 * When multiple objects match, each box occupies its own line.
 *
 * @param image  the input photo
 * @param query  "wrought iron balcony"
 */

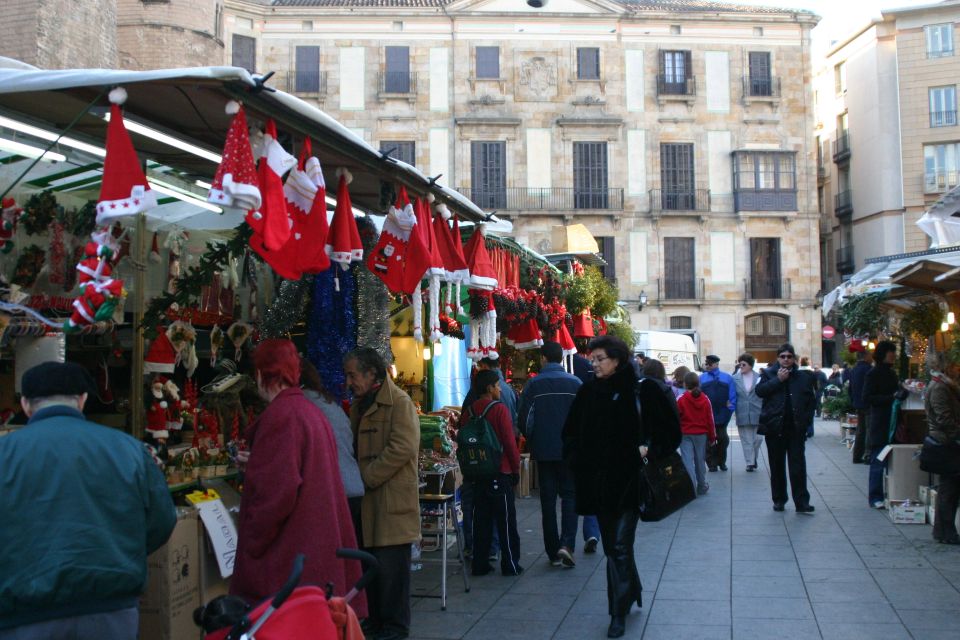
xmin=656 ymin=277 xmax=705 ymax=302
xmin=817 ymin=164 xmax=829 ymax=182
xmin=656 ymin=75 xmax=696 ymax=97
xmin=745 ymin=277 xmax=791 ymax=300
xmin=833 ymin=131 xmax=851 ymax=164
xmin=835 ymin=190 xmax=853 ymax=218
xmin=377 ymin=71 xmax=418 ymax=97
xmin=457 ymin=187 xmax=624 ymax=211
xmin=649 ymin=188 xmax=711 ymax=213
xmin=742 ymin=76 xmax=781 ymax=99
xmin=286 ymin=70 xmax=327 ymax=95
xmin=931 ymin=110 xmax=958 ymax=127
xmin=836 ymin=245 xmax=855 ymax=275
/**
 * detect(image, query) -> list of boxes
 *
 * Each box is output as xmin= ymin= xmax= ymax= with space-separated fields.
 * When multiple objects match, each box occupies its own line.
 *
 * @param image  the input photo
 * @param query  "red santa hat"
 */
xmin=505 ymin=319 xmax=544 ymax=351
xmin=208 ymin=101 xmax=262 ymax=211
xmin=326 ymin=168 xmax=363 ymax=269
xmin=422 ymin=195 xmax=446 ymax=278
xmin=96 ymin=87 xmax=158 ymax=225
xmin=556 ymin=322 xmax=577 ymax=358
xmin=144 ymin=329 xmax=177 ymax=374
xmin=433 ymin=204 xmax=470 ymax=283
xmin=283 ymin=139 xmax=330 ymax=274
xmin=463 ymin=224 xmax=498 ymax=290
xmin=249 ymin=119 xmax=296 ymax=250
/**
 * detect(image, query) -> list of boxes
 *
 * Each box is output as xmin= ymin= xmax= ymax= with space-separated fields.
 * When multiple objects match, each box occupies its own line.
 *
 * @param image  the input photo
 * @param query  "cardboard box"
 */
xmin=197 ymin=479 xmax=241 ymax=603
xmin=422 ymin=467 xmax=458 ymax=495
xmin=889 ymin=500 xmax=927 ymax=525
xmin=919 ymin=485 xmax=932 ymax=505
xmin=139 ymin=510 xmax=201 ymax=640
xmin=880 ymin=444 xmax=926 ymax=502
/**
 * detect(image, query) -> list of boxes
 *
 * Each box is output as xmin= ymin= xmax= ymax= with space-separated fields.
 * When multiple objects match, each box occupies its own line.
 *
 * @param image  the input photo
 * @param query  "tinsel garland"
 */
xmin=48 ymin=221 xmax=66 ymax=285
xmin=307 ymin=267 xmax=356 ymax=402
xmin=260 ymin=276 xmax=312 ymax=339
xmin=355 ymin=216 xmax=393 ymax=363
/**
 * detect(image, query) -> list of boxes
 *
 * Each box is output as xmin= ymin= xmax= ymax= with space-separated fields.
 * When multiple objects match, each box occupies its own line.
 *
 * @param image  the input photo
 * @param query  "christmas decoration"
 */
xmin=96 ymin=87 xmax=158 ymax=224
xmin=21 ymin=190 xmax=58 ymax=236
xmin=11 ymin=245 xmax=45 ymax=288
xmin=356 ymin=215 xmax=394 ymax=364
xmin=167 ymin=320 xmax=197 ymax=374
xmin=250 ymin=119 xmax=296 ymax=250
xmin=163 ymin=229 xmax=188 ymax=298
xmin=226 ymin=321 xmax=254 ymax=361
xmin=433 ymin=204 xmax=470 ymax=284
xmin=284 ymin=139 xmax=331 ymax=274
xmin=208 ymin=101 xmax=262 ymax=211
xmin=64 ymin=229 xmax=124 ymax=333
xmin=58 ymin=201 xmax=97 ymax=239
xmin=307 ymin=266 xmax=356 ymax=402
xmin=47 ymin=221 xmax=66 ymax=286
xmin=367 ymin=186 xmax=418 ymax=293
xmin=261 ymin=276 xmax=311 ymax=339
xmin=327 ymin=168 xmax=364 ymax=273
xmin=505 ymin=318 xmax=543 ymax=350
xmin=0 ymin=197 xmax=21 ymax=253
xmin=144 ymin=329 xmax=177 ymax=374
xmin=149 ymin=232 xmax=161 ymax=264
xmin=146 ymin=378 xmax=170 ymax=442
xmin=209 ymin=325 xmax=225 ymax=366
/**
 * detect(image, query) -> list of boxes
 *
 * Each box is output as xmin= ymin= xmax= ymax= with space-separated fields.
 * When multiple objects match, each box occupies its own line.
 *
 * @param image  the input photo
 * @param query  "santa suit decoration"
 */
xmin=505 ymin=318 xmax=544 ymax=351
xmin=248 ymin=119 xmax=296 ymax=250
xmin=161 ymin=378 xmax=187 ymax=435
xmin=464 ymin=224 xmax=499 ymax=361
xmin=326 ymin=168 xmax=363 ymax=288
xmin=208 ymin=101 xmax=262 ymax=212
xmin=283 ymin=139 xmax=330 ymax=274
xmin=146 ymin=379 xmax=169 ymax=442
xmin=0 ymin=197 xmax=20 ymax=254
xmin=366 ymin=186 xmax=421 ymax=294
xmin=63 ymin=229 xmax=124 ymax=333
xmin=95 ymin=87 xmax=158 ymax=225
xmin=408 ymin=195 xmax=444 ymax=342
xmin=555 ymin=321 xmax=578 ymax=370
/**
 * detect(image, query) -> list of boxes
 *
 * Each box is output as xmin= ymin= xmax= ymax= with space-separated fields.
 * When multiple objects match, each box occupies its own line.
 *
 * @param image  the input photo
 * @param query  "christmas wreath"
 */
xmin=11 ymin=245 xmax=46 ymax=287
xmin=21 ymin=191 xmax=59 ymax=236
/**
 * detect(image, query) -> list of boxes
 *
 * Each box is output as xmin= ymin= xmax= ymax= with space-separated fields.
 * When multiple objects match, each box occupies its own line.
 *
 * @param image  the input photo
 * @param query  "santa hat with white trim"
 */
xmin=326 ymin=168 xmax=364 ymax=269
xmin=143 ymin=329 xmax=177 ymax=374
xmin=95 ymin=87 xmax=158 ymax=225
xmin=208 ymin=101 xmax=261 ymax=211
xmin=505 ymin=319 xmax=544 ymax=351
xmin=463 ymin=223 xmax=498 ymax=290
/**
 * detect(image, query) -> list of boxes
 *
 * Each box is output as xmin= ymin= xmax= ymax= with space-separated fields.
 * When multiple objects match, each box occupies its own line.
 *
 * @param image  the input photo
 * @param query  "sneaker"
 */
xmin=549 ymin=558 xmax=562 ymax=567
xmin=872 ymin=500 xmax=885 ymax=509
xmin=746 ymin=465 xmax=756 ymax=472
xmin=557 ymin=546 xmax=576 ymax=568
xmin=584 ymin=537 xmax=599 ymax=554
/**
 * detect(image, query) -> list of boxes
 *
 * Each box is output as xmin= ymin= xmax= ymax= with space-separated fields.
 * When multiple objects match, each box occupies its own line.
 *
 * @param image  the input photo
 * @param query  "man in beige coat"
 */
xmin=345 ymin=347 xmax=420 ymax=640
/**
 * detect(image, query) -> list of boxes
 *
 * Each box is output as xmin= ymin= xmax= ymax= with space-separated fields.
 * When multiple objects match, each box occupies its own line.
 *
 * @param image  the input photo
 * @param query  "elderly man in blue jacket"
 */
xmin=0 ymin=362 xmax=176 ymax=639
xmin=518 ymin=341 xmax=585 ymax=568
xmin=701 ymin=354 xmax=737 ymax=471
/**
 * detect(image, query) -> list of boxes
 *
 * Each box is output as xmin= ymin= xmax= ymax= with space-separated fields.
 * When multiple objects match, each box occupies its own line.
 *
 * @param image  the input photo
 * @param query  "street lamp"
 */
xmin=638 ymin=291 xmax=648 ymax=311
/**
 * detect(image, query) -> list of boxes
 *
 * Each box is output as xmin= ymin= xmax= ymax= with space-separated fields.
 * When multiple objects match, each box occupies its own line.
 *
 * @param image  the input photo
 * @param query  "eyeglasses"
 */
xmin=589 ymin=355 xmax=608 ymax=365
xmin=778 ymin=354 xmax=795 ymax=359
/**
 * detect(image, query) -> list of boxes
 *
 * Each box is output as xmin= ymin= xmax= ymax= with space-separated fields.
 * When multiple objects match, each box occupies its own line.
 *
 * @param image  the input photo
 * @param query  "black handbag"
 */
xmin=637 ymin=451 xmax=696 ymax=522
xmin=919 ymin=436 xmax=960 ymax=475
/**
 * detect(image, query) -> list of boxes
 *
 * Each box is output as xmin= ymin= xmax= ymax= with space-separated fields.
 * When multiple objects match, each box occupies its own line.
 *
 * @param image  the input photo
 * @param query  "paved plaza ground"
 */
xmin=409 ymin=418 xmax=960 ymax=639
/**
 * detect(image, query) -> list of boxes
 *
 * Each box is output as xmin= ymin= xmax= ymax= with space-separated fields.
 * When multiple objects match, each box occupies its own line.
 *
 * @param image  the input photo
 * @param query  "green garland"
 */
xmin=21 ymin=190 xmax=60 ymax=236
xmin=898 ymin=300 xmax=943 ymax=340
xmin=141 ymin=224 xmax=254 ymax=336
xmin=839 ymin=292 xmax=888 ymax=338
xmin=58 ymin=201 xmax=98 ymax=238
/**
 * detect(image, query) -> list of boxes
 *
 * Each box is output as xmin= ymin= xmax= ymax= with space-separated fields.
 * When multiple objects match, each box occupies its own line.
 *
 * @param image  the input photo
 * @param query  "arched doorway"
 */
xmin=745 ymin=312 xmax=790 ymax=366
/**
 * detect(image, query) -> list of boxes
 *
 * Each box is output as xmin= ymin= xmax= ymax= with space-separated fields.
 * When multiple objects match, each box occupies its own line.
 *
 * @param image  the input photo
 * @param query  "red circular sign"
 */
xmin=822 ymin=325 xmax=836 ymax=339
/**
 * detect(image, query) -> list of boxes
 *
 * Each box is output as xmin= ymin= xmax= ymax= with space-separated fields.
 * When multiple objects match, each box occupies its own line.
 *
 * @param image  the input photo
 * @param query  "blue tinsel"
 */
xmin=307 ymin=266 xmax=356 ymax=402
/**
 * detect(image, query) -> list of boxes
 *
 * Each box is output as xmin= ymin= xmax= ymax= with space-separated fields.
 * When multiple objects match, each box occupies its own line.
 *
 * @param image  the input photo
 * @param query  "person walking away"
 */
xmin=301 ymin=357 xmax=365 ymax=542
xmin=232 ymin=340 xmax=366 ymax=618
xmin=517 ymin=341 xmax=585 ymax=568
xmin=862 ymin=340 xmax=904 ymax=510
xmin=570 ymin=348 xmax=601 ymax=543
xmin=813 ymin=365 xmax=829 ymax=420
xmin=849 ymin=351 xmax=872 ymax=464
xmin=670 ymin=365 xmax=690 ymax=400
xmin=734 ymin=353 xmax=763 ymax=471
xmin=345 ymin=347 xmax=420 ymax=640
xmin=0 ymin=362 xmax=176 ymax=640
xmin=564 ymin=336 xmax=681 ymax=638
xmin=700 ymin=355 xmax=736 ymax=471
xmin=756 ymin=343 xmax=817 ymax=514
xmin=678 ymin=372 xmax=716 ymax=495
xmin=924 ymin=350 xmax=960 ymax=544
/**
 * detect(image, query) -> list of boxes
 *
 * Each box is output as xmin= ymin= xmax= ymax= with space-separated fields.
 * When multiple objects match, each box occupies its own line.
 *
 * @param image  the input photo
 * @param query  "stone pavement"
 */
xmin=409 ymin=418 xmax=960 ymax=639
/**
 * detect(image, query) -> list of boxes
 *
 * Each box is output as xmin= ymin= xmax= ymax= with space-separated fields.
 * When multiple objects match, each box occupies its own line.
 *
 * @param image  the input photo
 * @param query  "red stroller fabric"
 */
xmin=204 ymin=586 xmax=337 ymax=640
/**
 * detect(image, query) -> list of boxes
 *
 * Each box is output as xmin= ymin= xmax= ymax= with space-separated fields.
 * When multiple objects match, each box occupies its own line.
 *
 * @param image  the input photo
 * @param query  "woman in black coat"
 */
xmin=563 ymin=336 xmax=681 ymax=639
xmin=862 ymin=340 xmax=903 ymax=508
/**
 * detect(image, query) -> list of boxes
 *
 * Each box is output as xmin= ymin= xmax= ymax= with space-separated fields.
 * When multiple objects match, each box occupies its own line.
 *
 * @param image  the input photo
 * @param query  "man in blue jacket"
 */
xmin=701 ymin=354 xmax=737 ymax=471
xmin=849 ymin=350 xmax=872 ymax=464
xmin=518 ymin=341 xmax=584 ymax=568
xmin=0 ymin=362 xmax=176 ymax=639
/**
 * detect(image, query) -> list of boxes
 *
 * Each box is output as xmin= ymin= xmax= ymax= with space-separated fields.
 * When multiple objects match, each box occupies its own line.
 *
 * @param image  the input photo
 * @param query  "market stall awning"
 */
xmin=917 ymin=184 xmax=960 ymax=248
xmin=889 ymin=259 xmax=960 ymax=293
xmin=0 ymin=65 xmax=494 ymax=227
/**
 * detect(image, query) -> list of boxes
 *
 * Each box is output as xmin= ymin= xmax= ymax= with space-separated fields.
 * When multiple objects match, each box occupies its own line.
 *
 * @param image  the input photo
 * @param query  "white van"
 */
xmin=633 ymin=330 xmax=700 ymax=375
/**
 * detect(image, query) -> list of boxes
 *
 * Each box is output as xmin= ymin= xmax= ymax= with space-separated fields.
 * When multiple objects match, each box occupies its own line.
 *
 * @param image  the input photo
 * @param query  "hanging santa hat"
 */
xmin=405 ymin=196 xmax=437 ymax=342
xmin=143 ymin=329 xmax=176 ymax=374
xmin=366 ymin=185 xmax=418 ymax=293
xmin=505 ymin=318 xmax=544 ymax=351
xmin=249 ymin=119 xmax=296 ymax=250
xmin=433 ymin=204 xmax=470 ymax=284
xmin=326 ymin=168 xmax=363 ymax=269
xmin=95 ymin=87 xmax=158 ymax=225
xmin=555 ymin=322 xmax=577 ymax=358
xmin=208 ymin=101 xmax=262 ymax=211
xmin=572 ymin=311 xmax=595 ymax=338
xmin=283 ymin=139 xmax=330 ymax=274
xmin=463 ymin=224 xmax=498 ymax=290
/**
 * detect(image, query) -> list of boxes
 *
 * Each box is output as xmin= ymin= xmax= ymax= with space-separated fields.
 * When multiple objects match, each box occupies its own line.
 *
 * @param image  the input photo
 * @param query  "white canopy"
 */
xmin=917 ymin=185 xmax=960 ymax=248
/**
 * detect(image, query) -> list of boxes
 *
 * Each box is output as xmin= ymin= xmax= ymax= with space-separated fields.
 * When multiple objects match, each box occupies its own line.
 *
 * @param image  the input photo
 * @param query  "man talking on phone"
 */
xmin=755 ymin=343 xmax=817 ymax=514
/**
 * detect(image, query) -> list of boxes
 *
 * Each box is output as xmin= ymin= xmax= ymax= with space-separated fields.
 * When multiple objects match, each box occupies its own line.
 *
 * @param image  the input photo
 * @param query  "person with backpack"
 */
xmin=459 ymin=369 xmax=523 ymax=577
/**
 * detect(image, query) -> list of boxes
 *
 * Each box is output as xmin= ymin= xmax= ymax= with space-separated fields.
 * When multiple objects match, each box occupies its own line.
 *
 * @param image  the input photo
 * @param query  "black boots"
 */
xmin=607 ymin=615 xmax=625 ymax=638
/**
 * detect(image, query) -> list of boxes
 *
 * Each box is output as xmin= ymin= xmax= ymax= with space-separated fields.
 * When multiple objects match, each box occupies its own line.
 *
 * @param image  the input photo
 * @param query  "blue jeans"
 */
xmin=537 ymin=460 xmax=579 ymax=559
xmin=583 ymin=515 xmax=600 ymax=542
xmin=680 ymin=434 xmax=708 ymax=492
xmin=869 ymin=445 xmax=886 ymax=504
xmin=0 ymin=607 xmax=138 ymax=640
xmin=461 ymin=480 xmax=499 ymax=553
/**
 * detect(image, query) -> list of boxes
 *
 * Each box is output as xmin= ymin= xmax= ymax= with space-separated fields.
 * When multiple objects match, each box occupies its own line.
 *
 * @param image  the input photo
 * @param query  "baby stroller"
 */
xmin=195 ymin=549 xmax=378 ymax=640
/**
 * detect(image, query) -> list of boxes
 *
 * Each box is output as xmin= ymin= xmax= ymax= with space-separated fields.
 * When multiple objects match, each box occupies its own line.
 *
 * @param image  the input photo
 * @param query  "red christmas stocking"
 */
xmin=250 ymin=231 xmax=301 ymax=281
xmin=366 ymin=188 xmax=416 ymax=293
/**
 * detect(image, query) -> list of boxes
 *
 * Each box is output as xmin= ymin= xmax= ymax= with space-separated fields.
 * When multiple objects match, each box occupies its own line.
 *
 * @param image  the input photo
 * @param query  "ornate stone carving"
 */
xmin=516 ymin=52 xmax=558 ymax=102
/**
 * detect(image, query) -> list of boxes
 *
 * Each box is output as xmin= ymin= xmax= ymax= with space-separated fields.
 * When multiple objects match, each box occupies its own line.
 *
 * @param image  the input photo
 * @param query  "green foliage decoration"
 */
xmin=898 ymin=301 xmax=943 ymax=340
xmin=839 ymin=292 xmax=888 ymax=338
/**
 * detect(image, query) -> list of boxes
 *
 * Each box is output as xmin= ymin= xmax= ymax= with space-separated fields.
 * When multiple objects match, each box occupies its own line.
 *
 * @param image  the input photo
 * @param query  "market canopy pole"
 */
xmin=131 ymin=212 xmax=146 ymax=438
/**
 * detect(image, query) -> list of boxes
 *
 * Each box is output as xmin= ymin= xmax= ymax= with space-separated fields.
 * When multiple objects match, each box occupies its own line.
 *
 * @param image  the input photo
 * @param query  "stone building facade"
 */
xmin=116 ymin=0 xmax=225 ymax=70
xmin=0 ymin=0 xmax=117 ymax=69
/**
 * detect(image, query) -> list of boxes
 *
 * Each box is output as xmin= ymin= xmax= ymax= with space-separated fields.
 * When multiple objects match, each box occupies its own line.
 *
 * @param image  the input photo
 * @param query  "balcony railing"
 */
xmin=931 ymin=110 xmax=958 ymax=127
xmin=649 ymin=188 xmax=711 ymax=213
xmin=925 ymin=171 xmax=960 ymax=194
xmin=746 ymin=277 xmax=791 ymax=300
xmin=657 ymin=277 xmax=705 ymax=302
xmin=742 ymin=76 xmax=781 ymax=99
xmin=836 ymin=245 xmax=855 ymax=275
xmin=656 ymin=75 xmax=696 ymax=97
xmin=457 ymin=187 xmax=624 ymax=211
xmin=817 ymin=164 xmax=829 ymax=181
xmin=378 ymin=71 xmax=418 ymax=96
xmin=835 ymin=190 xmax=853 ymax=217
xmin=833 ymin=131 xmax=851 ymax=164
xmin=286 ymin=70 xmax=327 ymax=95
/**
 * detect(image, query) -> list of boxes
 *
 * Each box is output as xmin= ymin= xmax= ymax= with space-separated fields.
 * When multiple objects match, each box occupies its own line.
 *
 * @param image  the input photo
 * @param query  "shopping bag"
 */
xmin=637 ymin=451 xmax=696 ymax=522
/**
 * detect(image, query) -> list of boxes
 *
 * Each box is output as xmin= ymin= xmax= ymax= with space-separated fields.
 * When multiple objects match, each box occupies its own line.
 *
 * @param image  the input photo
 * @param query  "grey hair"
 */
xmin=343 ymin=347 xmax=387 ymax=381
xmin=926 ymin=349 xmax=951 ymax=373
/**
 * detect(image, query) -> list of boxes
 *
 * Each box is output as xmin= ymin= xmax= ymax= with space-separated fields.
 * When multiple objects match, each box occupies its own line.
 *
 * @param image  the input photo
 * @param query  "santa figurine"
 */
xmin=145 ymin=378 xmax=169 ymax=457
xmin=161 ymin=378 xmax=187 ymax=444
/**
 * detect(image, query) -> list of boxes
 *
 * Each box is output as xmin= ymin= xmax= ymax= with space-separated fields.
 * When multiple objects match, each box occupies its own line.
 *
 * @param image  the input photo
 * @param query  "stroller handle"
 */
xmin=336 ymin=548 xmax=379 ymax=596
xmin=271 ymin=553 xmax=305 ymax=609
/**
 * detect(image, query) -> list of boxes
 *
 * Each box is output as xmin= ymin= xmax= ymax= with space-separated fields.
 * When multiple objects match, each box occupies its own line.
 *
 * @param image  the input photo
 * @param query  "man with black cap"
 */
xmin=700 ymin=354 xmax=736 ymax=471
xmin=756 ymin=343 xmax=818 ymax=513
xmin=0 ymin=361 xmax=176 ymax=639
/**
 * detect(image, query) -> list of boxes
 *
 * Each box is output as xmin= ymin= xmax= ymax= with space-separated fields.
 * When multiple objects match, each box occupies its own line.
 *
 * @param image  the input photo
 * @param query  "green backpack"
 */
xmin=456 ymin=401 xmax=503 ymax=480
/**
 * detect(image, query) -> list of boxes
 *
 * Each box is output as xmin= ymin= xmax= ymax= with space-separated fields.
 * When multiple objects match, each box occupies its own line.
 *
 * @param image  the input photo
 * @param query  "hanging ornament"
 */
xmin=356 ymin=215 xmax=394 ymax=364
xmin=48 ymin=221 xmax=66 ymax=285
xmin=226 ymin=321 xmax=253 ymax=361
xmin=0 ymin=197 xmax=22 ymax=254
xmin=250 ymin=119 xmax=296 ymax=250
xmin=307 ymin=267 xmax=357 ymax=402
xmin=326 ymin=168 xmax=364 ymax=290
xmin=284 ymin=138 xmax=331 ymax=275
xmin=261 ymin=276 xmax=311 ymax=339
xmin=208 ymin=101 xmax=262 ymax=211
xmin=366 ymin=186 xmax=418 ymax=293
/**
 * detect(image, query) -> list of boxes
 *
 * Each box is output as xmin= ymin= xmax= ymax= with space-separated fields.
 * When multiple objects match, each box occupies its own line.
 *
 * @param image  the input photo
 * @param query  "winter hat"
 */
xmin=556 ymin=322 xmax=577 ymax=358
xmin=283 ymin=140 xmax=330 ymax=274
xmin=21 ymin=362 xmax=95 ymax=400
xmin=463 ymin=224 xmax=498 ymax=290
xmin=326 ymin=168 xmax=364 ymax=269
xmin=505 ymin=318 xmax=544 ymax=351
xmin=96 ymin=87 xmax=158 ymax=225
xmin=397 ymin=196 xmax=432 ymax=294
xmin=433 ymin=205 xmax=470 ymax=283
xmin=144 ymin=329 xmax=177 ymax=374
xmin=422 ymin=195 xmax=446 ymax=278
xmin=366 ymin=185 xmax=419 ymax=293
xmin=249 ymin=119 xmax=296 ymax=250
xmin=208 ymin=101 xmax=262 ymax=211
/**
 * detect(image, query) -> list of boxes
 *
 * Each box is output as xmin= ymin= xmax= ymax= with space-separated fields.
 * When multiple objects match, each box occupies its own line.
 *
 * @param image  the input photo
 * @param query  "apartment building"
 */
xmin=816 ymin=0 xmax=960 ymax=292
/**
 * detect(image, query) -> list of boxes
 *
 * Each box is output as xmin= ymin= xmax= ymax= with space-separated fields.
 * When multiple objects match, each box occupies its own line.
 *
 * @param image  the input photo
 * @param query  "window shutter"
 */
xmin=578 ymin=48 xmax=600 ymax=80
xmin=295 ymin=46 xmax=320 ymax=92
xmin=380 ymin=141 xmax=416 ymax=166
xmin=573 ymin=142 xmax=608 ymax=208
xmin=232 ymin=35 xmax=256 ymax=72
xmin=385 ymin=46 xmax=410 ymax=93
xmin=664 ymin=237 xmax=695 ymax=298
xmin=471 ymin=142 xmax=506 ymax=208
xmin=476 ymin=46 xmax=500 ymax=79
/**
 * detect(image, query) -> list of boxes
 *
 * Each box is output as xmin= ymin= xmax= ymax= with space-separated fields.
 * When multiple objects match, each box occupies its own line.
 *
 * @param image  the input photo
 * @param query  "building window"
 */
xmin=753 ymin=27 xmax=764 ymax=37
xmin=659 ymin=143 xmax=696 ymax=210
xmin=294 ymin=46 xmax=320 ymax=93
xmin=380 ymin=141 xmax=416 ymax=166
xmin=573 ymin=141 xmax=608 ymax=208
xmin=595 ymin=236 xmax=616 ymax=282
xmin=476 ymin=46 xmax=500 ymax=79
xmin=926 ymin=23 xmax=955 ymax=58
xmin=834 ymin=61 xmax=846 ymax=95
xmin=577 ymin=47 xmax=600 ymax=80
xmin=232 ymin=34 xmax=256 ymax=72
xmin=930 ymin=86 xmax=957 ymax=127
xmin=670 ymin=316 xmax=692 ymax=330
xmin=659 ymin=50 xmax=692 ymax=95
xmin=749 ymin=238 xmax=782 ymax=299
xmin=670 ymin=25 xmax=682 ymax=35
xmin=733 ymin=151 xmax=797 ymax=212
xmin=663 ymin=237 xmax=696 ymax=299
xmin=470 ymin=141 xmax=507 ymax=208
xmin=924 ymin=142 xmax=960 ymax=192
xmin=302 ymin=20 xmax=313 ymax=31
xmin=384 ymin=46 xmax=410 ymax=93
xmin=747 ymin=51 xmax=772 ymax=96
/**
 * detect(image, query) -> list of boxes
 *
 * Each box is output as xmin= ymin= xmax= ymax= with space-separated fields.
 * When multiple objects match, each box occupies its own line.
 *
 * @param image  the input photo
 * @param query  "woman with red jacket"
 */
xmin=468 ymin=369 xmax=523 ymax=577
xmin=678 ymin=371 xmax=717 ymax=496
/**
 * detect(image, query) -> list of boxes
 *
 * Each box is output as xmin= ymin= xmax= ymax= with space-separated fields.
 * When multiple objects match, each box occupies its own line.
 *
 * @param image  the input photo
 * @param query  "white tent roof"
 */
xmin=917 ymin=185 xmax=960 ymax=248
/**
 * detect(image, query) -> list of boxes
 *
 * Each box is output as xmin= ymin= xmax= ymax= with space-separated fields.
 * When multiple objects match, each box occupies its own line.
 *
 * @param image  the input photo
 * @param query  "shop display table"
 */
xmin=416 ymin=493 xmax=469 ymax=610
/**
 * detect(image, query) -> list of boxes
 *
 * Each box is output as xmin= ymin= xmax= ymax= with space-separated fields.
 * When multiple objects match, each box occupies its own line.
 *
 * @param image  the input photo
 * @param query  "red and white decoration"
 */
xmin=64 ymin=229 xmax=124 ymax=333
xmin=505 ymin=318 xmax=544 ymax=351
xmin=208 ymin=101 xmax=262 ymax=211
xmin=248 ymin=119 xmax=296 ymax=251
xmin=326 ymin=168 xmax=364 ymax=271
xmin=465 ymin=224 xmax=499 ymax=361
xmin=0 ymin=197 xmax=21 ymax=254
xmin=283 ymin=139 xmax=330 ymax=275
xmin=366 ymin=186 xmax=419 ymax=293
xmin=146 ymin=378 xmax=169 ymax=442
xmin=143 ymin=329 xmax=177 ymax=374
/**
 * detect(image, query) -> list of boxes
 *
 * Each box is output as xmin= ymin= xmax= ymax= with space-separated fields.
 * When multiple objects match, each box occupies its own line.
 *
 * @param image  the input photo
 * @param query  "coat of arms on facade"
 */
xmin=517 ymin=53 xmax=558 ymax=101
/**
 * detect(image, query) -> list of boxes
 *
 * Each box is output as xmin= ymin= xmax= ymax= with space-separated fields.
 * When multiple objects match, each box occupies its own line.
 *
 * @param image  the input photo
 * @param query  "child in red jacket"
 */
xmin=677 ymin=372 xmax=717 ymax=496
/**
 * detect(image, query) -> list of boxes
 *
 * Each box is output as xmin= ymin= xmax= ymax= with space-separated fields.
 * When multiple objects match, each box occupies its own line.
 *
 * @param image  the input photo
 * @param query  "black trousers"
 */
xmin=597 ymin=508 xmax=642 ymax=616
xmin=934 ymin=473 xmax=960 ymax=541
xmin=707 ymin=419 xmax=730 ymax=468
xmin=472 ymin=473 xmax=522 ymax=576
xmin=363 ymin=543 xmax=411 ymax=635
xmin=765 ymin=427 xmax=811 ymax=508
xmin=852 ymin=410 xmax=868 ymax=463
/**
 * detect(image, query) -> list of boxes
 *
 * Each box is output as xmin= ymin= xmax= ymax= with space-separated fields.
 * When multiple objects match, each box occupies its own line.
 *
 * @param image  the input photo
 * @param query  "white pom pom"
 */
xmin=225 ymin=100 xmax=241 ymax=115
xmin=336 ymin=167 xmax=353 ymax=185
xmin=159 ymin=401 xmax=168 ymax=409
xmin=426 ymin=193 xmax=435 ymax=203
xmin=437 ymin=204 xmax=451 ymax=220
xmin=108 ymin=87 xmax=128 ymax=105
